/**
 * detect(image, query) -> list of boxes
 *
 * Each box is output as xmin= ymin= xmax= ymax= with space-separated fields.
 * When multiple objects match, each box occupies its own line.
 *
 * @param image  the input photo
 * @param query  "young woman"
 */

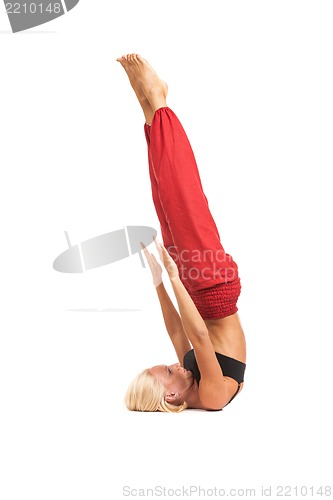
xmin=117 ymin=54 xmax=246 ymax=412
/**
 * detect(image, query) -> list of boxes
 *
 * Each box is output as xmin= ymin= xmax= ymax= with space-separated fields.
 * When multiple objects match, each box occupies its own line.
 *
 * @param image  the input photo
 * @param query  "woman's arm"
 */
xmin=152 ymin=239 xmax=209 ymax=342
xmin=156 ymin=240 xmax=229 ymax=409
xmin=140 ymin=242 xmax=191 ymax=364
xmin=170 ymin=276 xmax=229 ymax=409
xmin=169 ymin=276 xmax=208 ymax=340
xmin=155 ymin=283 xmax=191 ymax=364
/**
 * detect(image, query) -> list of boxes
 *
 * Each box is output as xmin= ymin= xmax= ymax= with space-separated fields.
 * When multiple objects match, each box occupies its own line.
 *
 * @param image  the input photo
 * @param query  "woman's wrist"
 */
xmin=154 ymin=277 xmax=164 ymax=288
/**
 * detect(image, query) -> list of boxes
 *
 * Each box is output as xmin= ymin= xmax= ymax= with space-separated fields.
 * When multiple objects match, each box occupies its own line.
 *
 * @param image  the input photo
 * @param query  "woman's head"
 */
xmin=125 ymin=363 xmax=194 ymax=412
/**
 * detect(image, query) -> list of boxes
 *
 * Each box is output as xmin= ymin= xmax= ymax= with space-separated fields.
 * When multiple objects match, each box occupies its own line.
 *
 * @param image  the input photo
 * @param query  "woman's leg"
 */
xmin=117 ymin=55 xmax=155 ymax=125
xmin=117 ymin=54 xmax=238 ymax=294
xmin=117 ymin=54 xmax=177 ymax=253
xmin=147 ymin=107 xmax=238 ymax=292
xmin=117 ymin=54 xmax=167 ymax=125
xmin=144 ymin=124 xmax=179 ymax=254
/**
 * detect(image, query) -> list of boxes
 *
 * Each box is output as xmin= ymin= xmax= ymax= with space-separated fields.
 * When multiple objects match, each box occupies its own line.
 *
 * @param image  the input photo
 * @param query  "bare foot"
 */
xmin=118 ymin=54 xmax=168 ymax=114
xmin=117 ymin=55 xmax=154 ymax=124
xmin=117 ymin=55 xmax=148 ymax=103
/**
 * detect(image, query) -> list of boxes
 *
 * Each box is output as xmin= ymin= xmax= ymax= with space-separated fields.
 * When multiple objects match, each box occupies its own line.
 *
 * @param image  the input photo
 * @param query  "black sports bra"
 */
xmin=183 ymin=349 xmax=246 ymax=409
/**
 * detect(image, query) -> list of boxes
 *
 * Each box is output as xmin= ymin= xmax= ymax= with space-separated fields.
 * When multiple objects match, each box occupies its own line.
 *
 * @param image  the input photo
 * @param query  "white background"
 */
xmin=1 ymin=1 xmax=333 ymax=499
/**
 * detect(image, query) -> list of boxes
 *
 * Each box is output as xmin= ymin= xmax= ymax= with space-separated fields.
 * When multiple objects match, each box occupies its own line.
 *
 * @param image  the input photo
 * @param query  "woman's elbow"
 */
xmin=192 ymin=328 xmax=209 ymax=342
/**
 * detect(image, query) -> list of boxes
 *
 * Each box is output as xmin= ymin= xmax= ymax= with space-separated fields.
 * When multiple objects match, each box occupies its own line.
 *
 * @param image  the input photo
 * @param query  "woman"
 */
xmin=117 ymin=54 xmax=246 ymax=412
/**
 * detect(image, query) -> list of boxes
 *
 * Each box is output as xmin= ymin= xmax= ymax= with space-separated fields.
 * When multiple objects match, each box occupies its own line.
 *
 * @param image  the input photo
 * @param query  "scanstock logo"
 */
xmin=4 ymin=0 xmax=79 ymax=33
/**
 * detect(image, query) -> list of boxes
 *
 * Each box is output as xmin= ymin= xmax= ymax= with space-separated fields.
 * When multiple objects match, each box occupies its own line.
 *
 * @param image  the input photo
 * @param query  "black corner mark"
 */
xmin=64 ymin=0 xmax=79 ymax=11
xmin=4 ymin=0 xmax=80 ymax=33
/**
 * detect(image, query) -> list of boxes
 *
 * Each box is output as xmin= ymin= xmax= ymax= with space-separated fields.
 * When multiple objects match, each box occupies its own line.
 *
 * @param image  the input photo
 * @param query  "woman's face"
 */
xmin=149 ymin=363 xmax=194 ymax=398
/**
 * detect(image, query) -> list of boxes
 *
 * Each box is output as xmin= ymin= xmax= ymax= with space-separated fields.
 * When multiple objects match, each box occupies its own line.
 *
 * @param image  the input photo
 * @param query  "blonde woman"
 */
xmin=117 ymin=54 xmax=246 ymax=412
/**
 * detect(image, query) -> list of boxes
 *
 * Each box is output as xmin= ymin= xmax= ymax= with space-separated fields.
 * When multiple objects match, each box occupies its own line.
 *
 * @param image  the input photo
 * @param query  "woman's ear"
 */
xmin=165 ymin=392 xmax=181 ymax=404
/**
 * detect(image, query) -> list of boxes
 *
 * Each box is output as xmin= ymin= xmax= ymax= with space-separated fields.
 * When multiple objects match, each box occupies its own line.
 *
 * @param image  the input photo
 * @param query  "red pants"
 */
xmin=144 ymin=107 xmax=241 ymax=319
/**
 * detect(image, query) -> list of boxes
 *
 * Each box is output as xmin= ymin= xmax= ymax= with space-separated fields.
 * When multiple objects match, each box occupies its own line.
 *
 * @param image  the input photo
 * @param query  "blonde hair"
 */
xmin=125 ymin=369 xmax=188 ymax=413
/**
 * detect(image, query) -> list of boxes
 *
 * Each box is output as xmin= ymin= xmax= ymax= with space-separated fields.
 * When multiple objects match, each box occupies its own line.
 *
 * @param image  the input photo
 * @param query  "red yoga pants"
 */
xmin=144 ymin=107 xmax=241 ymax=320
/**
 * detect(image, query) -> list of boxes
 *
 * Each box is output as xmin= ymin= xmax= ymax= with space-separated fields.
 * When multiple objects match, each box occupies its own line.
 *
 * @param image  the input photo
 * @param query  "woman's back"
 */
xmin=204 ymin=312 xmax=246 ymax=364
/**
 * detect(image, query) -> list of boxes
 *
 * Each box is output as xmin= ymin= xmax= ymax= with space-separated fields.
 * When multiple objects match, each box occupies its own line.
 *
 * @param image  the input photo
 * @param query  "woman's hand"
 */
xmin=154 ymin=238 xmax=179 ymax=281
xmin=140 ymin=242 xmax=163 ymax=287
